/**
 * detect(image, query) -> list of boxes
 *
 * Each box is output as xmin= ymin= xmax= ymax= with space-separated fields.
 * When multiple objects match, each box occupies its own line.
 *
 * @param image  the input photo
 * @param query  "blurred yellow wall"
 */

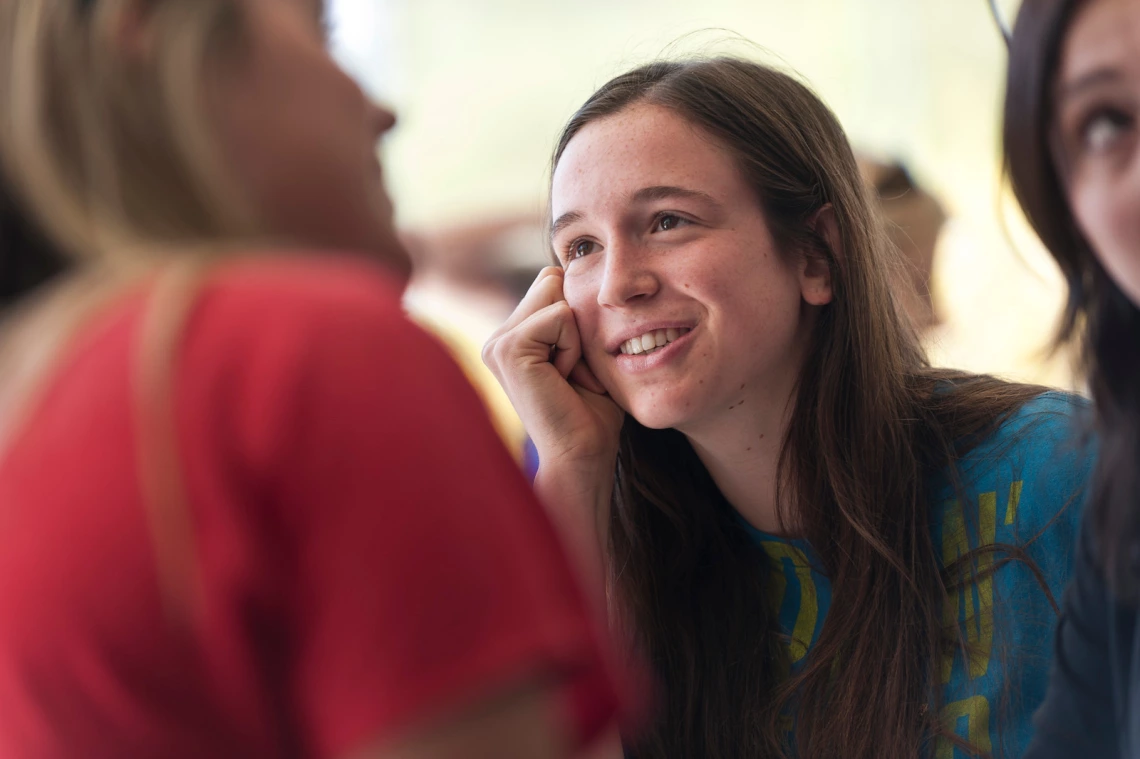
xmin=333 ymin=0 xmax=1073 ymax=389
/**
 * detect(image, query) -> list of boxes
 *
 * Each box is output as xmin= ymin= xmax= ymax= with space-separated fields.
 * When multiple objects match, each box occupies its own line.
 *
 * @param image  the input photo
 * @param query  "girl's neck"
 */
xmin=680 ymin=389 xmax=796 ymax=536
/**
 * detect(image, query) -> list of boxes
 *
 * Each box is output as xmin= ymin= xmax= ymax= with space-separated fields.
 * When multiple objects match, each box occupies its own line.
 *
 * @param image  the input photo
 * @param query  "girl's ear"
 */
xmin=800 ymin=205 xmax=838 ymax=307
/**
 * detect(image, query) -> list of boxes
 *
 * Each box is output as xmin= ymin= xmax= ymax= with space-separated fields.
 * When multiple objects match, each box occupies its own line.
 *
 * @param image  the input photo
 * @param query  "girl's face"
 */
xmin=1056 ymin=0 xmax=1140 ymax=306
xmin=208 ymin=0 xmax=408 ymax=277
xmin=552 ymin=103 xmax=832 ymax=433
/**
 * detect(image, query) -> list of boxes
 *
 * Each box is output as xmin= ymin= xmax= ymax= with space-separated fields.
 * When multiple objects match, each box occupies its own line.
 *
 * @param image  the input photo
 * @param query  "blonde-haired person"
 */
xmin=0 ymin=2 xmax=629 ymax=758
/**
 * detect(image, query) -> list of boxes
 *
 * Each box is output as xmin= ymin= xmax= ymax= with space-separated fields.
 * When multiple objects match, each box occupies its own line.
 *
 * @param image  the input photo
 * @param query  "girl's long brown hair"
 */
xmin=553 ymin=58 xmax=1050 ymax=759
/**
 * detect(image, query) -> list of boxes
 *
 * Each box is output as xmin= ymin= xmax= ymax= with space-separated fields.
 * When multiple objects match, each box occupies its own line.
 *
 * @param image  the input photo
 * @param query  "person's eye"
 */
xmin=653 ymin=213 xmax=690 ymax=232
xmin=565 ymin=238 xmax=599 ymax=262
xmin=1079 ymin=107 xmax=1135 ymax=155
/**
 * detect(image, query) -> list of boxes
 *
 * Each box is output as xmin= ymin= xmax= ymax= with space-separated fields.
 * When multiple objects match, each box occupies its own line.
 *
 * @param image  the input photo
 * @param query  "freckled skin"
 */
xmin=552 ymin=104 xmax=815 ymax=433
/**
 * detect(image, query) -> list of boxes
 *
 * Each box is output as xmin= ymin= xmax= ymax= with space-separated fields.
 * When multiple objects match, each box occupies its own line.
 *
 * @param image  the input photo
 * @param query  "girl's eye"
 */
xmin=1079 ymin=108 xmax=1134 ymax=155
xmin=567 ymin=239 xmax=599 ymax=261
xmin=654 ymin=213 xmax=688 ymax=232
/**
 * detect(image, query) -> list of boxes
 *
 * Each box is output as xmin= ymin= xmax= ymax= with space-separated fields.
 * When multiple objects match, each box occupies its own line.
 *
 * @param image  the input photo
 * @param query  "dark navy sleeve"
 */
xmin=1024 ymin=515 xmax=1124 ymax=759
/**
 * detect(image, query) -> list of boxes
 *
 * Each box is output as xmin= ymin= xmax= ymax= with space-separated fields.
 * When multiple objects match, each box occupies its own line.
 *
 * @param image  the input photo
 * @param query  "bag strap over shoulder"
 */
xmin=133 ymin=257 xmax=209 ymax=630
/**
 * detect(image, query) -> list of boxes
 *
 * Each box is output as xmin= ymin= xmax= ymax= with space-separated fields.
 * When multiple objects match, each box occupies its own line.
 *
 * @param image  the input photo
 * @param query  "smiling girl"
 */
xmin=485 ymin=58 xmax=1095 ymax=759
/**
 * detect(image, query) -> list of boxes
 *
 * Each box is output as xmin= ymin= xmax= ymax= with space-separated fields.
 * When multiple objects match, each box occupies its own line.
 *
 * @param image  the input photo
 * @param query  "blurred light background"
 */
xmin=328 ymin=0 xmax=1070 ymax=423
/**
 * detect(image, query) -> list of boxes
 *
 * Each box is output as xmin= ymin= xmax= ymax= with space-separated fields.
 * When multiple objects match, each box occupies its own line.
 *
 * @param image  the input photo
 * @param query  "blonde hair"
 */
xmin=0 ymin=0 xmax=260 ymax=441
xmin=0 ymin=0 xmax=255 ymax=263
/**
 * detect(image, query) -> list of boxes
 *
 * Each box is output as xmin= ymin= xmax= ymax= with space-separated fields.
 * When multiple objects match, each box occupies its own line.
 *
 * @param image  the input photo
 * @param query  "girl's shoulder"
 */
xmin=975 ymin=390 xmax=1093 ymax=478
xmin=930 ymin=390 xmax=1095 ymax=540
xmin=949 ymin=390 xmax=1093 ymax=478
xmin=995 ymin=390 xmax=1092 ymax=436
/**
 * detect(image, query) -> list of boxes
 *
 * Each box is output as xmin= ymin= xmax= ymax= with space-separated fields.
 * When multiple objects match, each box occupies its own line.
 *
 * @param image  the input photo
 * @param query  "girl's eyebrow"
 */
xmin=628 ymin=185 xmax=722 ymax=209
xmin=551 ymin=211 xmax=584 ymax=241
xmin=1058 ymin=68 xmax=1123 ymax=105
xmin=551 ymin=185 xmax=723 ymax=241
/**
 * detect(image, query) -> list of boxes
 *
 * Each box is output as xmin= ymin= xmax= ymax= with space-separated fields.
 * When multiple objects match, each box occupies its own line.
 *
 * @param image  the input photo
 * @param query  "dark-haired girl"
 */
xmin=486 ymin=56 xmax=1096 ymax=759
xmin=1004 ymin=0 xmax=1140 ymax=756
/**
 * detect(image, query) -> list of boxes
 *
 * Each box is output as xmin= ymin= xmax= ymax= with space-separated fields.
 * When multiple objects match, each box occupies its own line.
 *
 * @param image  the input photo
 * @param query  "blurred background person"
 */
xmin=859 ymin=156 xmax=947 ymax=334
xmin=1004 ymin=0 xmax=1140 ymax=756
xmin=0 ymin=1 xmax=627 ymax=758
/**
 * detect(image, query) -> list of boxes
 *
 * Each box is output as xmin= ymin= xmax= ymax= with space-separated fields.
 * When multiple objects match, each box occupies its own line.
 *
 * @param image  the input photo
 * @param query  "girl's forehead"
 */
xmin=555 ymin=109 xmax=733 ymax=189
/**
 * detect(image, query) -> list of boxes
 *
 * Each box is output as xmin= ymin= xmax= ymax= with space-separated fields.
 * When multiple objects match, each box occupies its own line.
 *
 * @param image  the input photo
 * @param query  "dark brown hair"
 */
xmin=554 ymin=58 xmax=1049 ymax=759
xmin=1003 ymin=0 xmax=1140 ymax=591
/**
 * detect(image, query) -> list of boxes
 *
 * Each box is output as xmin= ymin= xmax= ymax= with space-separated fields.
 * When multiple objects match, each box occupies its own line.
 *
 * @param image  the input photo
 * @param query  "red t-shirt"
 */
xmin=0 ymin=256 xmax=623 ymax=759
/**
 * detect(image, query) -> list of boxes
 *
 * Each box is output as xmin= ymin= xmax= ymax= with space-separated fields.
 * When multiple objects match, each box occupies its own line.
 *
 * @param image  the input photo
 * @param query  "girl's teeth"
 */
xmin=620 ymin=327 xmax=691 ymax=355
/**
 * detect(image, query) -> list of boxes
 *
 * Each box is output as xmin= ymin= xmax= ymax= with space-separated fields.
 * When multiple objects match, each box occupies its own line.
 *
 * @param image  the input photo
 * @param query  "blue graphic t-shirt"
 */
xmin=742 ymin=392 xmax=1094 ymax=759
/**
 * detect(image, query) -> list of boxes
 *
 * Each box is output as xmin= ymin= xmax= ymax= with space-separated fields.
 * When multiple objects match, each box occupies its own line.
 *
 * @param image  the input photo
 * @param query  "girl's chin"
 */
xmin=625 ymin=404 xmax=693 ymax=432
xmin=607 ymin=384 xmax=700 ymax=431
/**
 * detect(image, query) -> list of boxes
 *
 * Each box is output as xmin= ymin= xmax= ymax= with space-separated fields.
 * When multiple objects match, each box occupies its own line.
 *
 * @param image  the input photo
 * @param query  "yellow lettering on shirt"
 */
xmin=760 ymin=542 xmax=819 ymax=664
xmin=1004 ymin=480 xmax=1023 ymax=525
xmin=936 ymin=696 xmax=992 ymax=759
xmin=940 ymin=494 xmax=996 ymax=683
